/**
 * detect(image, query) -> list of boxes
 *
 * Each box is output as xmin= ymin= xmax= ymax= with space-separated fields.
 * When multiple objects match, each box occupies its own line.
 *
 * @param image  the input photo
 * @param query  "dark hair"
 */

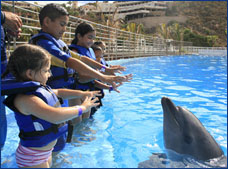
xmin=71 ymin=22 xmax=95 ymax=44
xmin=39 ymin=3 xmax=69 ymax=26
xmin=94 ymin=41 xmax=106 ymax=51
xmin=2 ymin=44 xmax=51 ymax=81
xmin=91 ymin=44 xmax=102 ymax=52
xmin=94 ymin=41 xmax=105 ymax=46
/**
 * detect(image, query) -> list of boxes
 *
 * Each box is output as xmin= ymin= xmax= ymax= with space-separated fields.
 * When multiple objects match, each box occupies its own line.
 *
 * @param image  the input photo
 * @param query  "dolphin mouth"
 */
xmin=161 ymin=97 xmax=180 ymax=128
xmin=161 ymin=97 xmax=178 ymax=114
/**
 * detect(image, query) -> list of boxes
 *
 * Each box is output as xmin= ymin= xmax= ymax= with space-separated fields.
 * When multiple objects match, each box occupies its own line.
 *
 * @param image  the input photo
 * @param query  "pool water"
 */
xmin=1 ymin=55 xmax=227 ymax=168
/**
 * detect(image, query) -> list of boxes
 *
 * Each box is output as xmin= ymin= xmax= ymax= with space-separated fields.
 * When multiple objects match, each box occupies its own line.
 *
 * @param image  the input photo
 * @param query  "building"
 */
xmin=95 ymin=1 xmax=167 ymax=21
xmin=78 ymin=3 xmax=97 ymax=16
xmin=72 ymin=1 xmax=78 ymax=9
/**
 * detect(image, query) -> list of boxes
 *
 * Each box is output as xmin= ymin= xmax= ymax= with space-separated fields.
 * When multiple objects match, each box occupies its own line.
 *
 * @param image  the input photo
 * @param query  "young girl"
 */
xmin=1 ymin=44 xmax=101 ymax=168
xmin=69 ymin=22 xmax=124 ymax=116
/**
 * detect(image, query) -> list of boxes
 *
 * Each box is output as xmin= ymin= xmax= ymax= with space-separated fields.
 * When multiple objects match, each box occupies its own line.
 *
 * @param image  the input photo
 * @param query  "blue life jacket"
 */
xmin=68 ymin=44 xmax=96 ymax=91
xmin=1 ymin=77 xmax=41 ymax=96
xmin=68 ymin=44 xmax=101 ymax=116
xmin=68 ymin=44 xmax=96 ymax=60
xmin=29 ymin=32 xmax=75 ymax=89
xmin=100 ymin=57 xmax=108 ymax=66
xmin=2 ymin=78 xmax=68 ymax=148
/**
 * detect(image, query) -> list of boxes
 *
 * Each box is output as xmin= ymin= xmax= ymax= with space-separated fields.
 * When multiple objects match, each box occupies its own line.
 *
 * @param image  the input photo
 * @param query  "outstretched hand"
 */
xmin=110 ymin=82 xmax=123 ymax=93
xmin=84 ymin=90 xmax=102 ymax=98
xmin=109 ymin=74 xmax=133 ymax=93
xmin=106 ymin=65 xmax=126 ymax=75
xmin=123 ymin=74 xmax=133 ymax=82
xmin=3 ymin=11 xmax=22 ymax=38
xmin=81 ymin=96 xmax=100 ymax=113
xmin=105 ymin=73 xmax=133 ymax=85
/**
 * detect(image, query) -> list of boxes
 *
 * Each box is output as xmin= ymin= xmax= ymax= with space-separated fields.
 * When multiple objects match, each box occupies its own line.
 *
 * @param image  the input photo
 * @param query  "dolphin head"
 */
xmin=161 ymin=97 xmax=224 ymax=161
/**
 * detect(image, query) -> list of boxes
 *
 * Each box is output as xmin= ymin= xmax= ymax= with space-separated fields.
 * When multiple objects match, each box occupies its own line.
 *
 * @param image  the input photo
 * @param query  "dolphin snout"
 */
xmin=161 ymin=97 xmax=176 ymax=112
xmin=161 ymin=97 xmax=168 ymax=104
xmin=161 ymin=97 xmax=179 ymax=127
xmin=161 ymin=97 xmax=169 ymax=108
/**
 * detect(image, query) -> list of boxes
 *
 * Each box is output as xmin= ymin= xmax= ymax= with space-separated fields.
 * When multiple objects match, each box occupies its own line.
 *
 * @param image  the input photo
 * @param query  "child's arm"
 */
xmin=37 ymin=40 xmax=132 ymax=86
xmin=79 ymin=55 xmax=126 ymax=75
xmin=14 ymin=94 xmax=99 ymax=124
xmin=66 ymin=57 xmax=132 ymax=85
xmin=71 ymin=50 xmax=125 ymax=75
xmin=52 ymin=88 xmax=101 ymax=100
xmin=94 ymin=80 xmax=122 ymax=93
xmin=77 ymin=73 xmax=96 ymax=83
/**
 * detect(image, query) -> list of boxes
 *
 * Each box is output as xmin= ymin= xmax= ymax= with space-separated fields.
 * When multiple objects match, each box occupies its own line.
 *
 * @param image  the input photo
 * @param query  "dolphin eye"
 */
xmin=184 ymin=134 xmax=192 ymax=144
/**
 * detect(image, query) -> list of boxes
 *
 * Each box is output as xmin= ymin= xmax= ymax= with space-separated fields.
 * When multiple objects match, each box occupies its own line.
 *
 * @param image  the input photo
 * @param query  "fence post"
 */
xmin=115 ymin=28 xmax=117 ymax=60
xmin=13 ymin=1 xmax=17 ymax=50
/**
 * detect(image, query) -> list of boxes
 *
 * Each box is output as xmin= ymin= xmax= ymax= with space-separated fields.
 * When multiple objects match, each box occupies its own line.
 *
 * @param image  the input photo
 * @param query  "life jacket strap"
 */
xmin=66 ymin=120 xmax=74 ymax=143
xmin=47 ymin=69 xmax=76 ymax=83
xmin=19 ymin=123 xmax=63 ymax=139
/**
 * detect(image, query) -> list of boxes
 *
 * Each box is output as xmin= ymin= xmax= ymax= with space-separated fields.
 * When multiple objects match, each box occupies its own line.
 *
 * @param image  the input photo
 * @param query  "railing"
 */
xmin=1 ymin=1 xmax=227 ymax=61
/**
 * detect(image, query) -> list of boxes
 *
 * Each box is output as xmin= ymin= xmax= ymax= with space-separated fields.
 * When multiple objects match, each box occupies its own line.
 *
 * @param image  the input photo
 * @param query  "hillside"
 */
xmin=169 ymin=1 xmax=227 ymax=47
xmin=82 ymin=1 xmax=227 ymax=47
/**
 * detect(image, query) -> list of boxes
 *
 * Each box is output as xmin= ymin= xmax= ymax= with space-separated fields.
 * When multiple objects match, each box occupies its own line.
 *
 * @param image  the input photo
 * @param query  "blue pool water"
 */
xmin=1 ymin=55 xmax=227 ymax=168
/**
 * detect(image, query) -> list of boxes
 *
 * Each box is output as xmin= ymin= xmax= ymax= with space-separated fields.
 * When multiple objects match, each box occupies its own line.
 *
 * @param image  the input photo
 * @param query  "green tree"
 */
xmin=206 ymin=35 xmax=218 ymax=47
xmin=121 ymin=22 xmax=144 ymax=34
xmin=169 ymin=23 xmax=183 ymax=41
xmin=183 ymin=28 xmax=216 ymax=47
xmin=156 ymin=23 xmax=170 ymax=39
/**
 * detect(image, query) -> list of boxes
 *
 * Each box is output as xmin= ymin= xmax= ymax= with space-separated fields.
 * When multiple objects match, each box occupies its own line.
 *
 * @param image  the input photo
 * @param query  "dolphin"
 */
xmin=161 ymin=97 xmax=224 ymax=161
xmin=138 ymin=97 xmax=226 ymax=168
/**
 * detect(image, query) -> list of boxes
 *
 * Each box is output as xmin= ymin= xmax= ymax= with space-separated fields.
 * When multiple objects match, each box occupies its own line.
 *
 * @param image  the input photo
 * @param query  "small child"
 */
xmin=91 ymin=44 xmax=108 ymax=107
xmin=94 ymin=41 xmax=124 ymax=70
xmin=1 ymin=44 xmax=101 ymax=168
xmin=91 ymin=44 xmax=103 ymax=64
xmin=93 ymin=41 xmax=108 ymax=66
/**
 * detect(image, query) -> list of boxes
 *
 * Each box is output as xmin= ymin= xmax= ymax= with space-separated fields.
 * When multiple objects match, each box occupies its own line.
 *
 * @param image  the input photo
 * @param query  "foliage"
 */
xmin=155 ymin=22 xmax=219 ymax=47
xmin=169 ymin=1 xmax=227 ymax=47
xmin=121 ymin=22 xmax=144 ymax=34
xmin=62 ymin=3 xmax=79 ymax=17
xmin=183 ymin=29 xmax=218 ymax=47
xmin=156 ymin=23 xmax=170 ymax=39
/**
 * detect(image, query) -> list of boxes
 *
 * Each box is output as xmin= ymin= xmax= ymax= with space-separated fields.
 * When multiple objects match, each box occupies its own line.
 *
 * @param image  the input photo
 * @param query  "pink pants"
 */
xmin=15 ymin=143 xmax=53 ymax=168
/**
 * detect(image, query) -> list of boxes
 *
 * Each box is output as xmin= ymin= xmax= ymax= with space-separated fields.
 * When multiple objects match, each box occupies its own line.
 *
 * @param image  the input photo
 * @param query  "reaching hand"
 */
xmin=104 ymin=73 xmax=133 ymax=85
xmin=84 ymin=90 xmax=102 ymax=98
xmin=111 ymin=65 xmax=126 ymax=71
xmin=3 ymin=11 xmax=22 ymax=38
xmin=106 ymin=65 xmax=126 ymax=75
xmin=123 ymin=74 xmax=133 ymax=82
xmin=110 ymin=82 xmax=123 ymax=93
xmin=81 ymin=96 xmax=100 ymax=113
